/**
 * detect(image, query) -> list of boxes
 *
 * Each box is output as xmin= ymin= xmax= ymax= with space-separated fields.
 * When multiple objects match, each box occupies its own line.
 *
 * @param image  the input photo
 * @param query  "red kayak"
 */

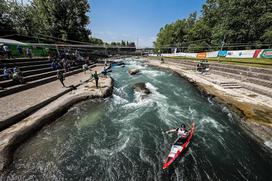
xmin=163 ymin=122 xmax=195 ymax=170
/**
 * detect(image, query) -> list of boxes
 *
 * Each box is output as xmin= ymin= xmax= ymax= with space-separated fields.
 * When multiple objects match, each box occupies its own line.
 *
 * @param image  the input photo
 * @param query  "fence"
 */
xmin=149 ymin=49 xmax=272 ymax=59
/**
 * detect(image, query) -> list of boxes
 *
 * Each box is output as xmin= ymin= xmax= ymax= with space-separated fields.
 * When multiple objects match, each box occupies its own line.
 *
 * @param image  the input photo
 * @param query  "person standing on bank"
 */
xmin=57 ymin=70 xmax=65 ymax=87
xmin=92 ymin=70 xmax=99 ymax=89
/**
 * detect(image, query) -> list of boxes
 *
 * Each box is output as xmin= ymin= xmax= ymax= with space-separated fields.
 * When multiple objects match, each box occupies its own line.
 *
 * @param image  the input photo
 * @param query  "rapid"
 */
xmin=2 ymin=59 xmax=272 ymax=181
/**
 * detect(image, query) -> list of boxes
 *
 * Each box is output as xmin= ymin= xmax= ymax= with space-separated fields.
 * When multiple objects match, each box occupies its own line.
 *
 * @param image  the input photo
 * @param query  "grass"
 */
xmin=148 ymin=56 xmax=272 ymax=68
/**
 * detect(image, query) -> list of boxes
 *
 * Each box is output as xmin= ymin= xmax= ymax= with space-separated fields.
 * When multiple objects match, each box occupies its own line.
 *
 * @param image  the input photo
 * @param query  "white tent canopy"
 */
xmin=0 ymin=38 xmax=27 ymax=46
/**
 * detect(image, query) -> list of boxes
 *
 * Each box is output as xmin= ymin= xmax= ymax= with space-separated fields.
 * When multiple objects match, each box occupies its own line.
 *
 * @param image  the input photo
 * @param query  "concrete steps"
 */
xmin=219 ymin=82 xmax=242 ymax=89
xmin=0 ymin=67 xmax=83 ymax=98
xmin=166 ymin=59 xmax=272 ymax=83
xmin=210 ymin=66 xmax=272 ymax=81
xmin=164 ymin=59 xmax=272 ymax=97
xmin=0 ymin=57 xmax=48 ymax=64
xmin=0 ymin=56 xmax=94 ymax=95
xmin=210 ymin=70 xmax=272 ymax=88
xmin=0 ymin=63 xmax=51 ymax=74
xmin=1 ymin=60 xmax=51 ymax=68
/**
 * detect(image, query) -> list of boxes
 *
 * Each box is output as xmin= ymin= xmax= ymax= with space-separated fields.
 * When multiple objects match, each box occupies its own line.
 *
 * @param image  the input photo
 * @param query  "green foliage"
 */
xmin=0 ymin=0 xmax=16 ymax=35
xmin=154 ymin=0 xmax=272 ymax=52
xmin=110 ymin=41 xmax=136 ymax=47
xmin=89 ymin=37 xmax=104 ymax=45
xmin=0 ymin=0 xmax=91 ymax=42
xmin=31 ymin=0 xmax=90 ymax=41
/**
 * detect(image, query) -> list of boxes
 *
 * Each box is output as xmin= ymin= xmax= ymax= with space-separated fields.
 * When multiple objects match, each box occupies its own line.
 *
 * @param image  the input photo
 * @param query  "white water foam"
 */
xmin=264 ymin=140 xmax=272 ymax=149
xmin=141 ymin=69 xmax=166 ymax=78
xmin=199 ymin=116 xmax=223 ymax=132
xmin=113 ymin=94 xmax=129 ymax=105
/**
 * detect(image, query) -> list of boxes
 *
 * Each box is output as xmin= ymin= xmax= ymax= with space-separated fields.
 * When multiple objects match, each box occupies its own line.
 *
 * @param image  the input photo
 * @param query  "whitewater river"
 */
xmin=2 ymin=59 xmax=272 ymax=180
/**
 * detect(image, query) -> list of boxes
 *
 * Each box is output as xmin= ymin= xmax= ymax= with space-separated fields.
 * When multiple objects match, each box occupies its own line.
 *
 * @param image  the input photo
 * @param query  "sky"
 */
xmin=89 ymin=0 xmax=206 ymax=48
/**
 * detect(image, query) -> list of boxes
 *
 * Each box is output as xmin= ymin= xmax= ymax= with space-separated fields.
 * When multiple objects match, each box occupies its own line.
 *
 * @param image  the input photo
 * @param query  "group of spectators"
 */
xmin=50 ymin=51 xmax=88 ymax=73
xmin=0 ymin=47 xmax=93 ymax=90
xmin=3 ymin=66 xmax=24 ymax=84
xmin=50 ymin=50 xmax=91 ymax=88
xmin=0 ymin=44 xmax=32 ymax=60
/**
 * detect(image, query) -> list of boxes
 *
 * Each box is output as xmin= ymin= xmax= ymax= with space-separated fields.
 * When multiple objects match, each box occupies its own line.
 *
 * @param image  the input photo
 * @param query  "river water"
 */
xmin=2 ymin=59 xmax=272 ymax=181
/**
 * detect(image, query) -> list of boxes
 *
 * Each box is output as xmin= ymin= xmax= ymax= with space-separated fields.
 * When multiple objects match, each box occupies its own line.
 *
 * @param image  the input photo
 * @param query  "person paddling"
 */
xmin=165 ymin=123 xmax=189 ymax=140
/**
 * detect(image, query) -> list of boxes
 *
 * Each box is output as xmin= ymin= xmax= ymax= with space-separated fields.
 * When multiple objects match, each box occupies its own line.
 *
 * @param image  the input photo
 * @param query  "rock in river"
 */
xmin=133 ymin=82 xmax=151 ymax=95
xmin=128 ymin=69 xmax=139 ymax=75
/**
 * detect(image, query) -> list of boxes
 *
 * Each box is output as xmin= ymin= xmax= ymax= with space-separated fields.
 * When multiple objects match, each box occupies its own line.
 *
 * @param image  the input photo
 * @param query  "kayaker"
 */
xmin=165 ymin=124 xmax=189 ymax=140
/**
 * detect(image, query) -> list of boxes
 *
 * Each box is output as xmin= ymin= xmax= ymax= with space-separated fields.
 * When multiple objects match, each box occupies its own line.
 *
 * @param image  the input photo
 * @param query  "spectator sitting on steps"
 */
xmin=51 ymin=59 xmax=59 ymax=70
xmin=57 ymin=69 xmax=66 ymax=87
xmin=12 ymin=67 xmax=24 ymax=84
xmin=3 ymin=67 xmax=12 ymax=80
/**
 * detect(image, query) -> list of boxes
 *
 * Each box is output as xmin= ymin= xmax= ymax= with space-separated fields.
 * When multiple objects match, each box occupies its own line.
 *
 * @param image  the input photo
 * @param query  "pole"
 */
xmin=218 ymin=35 xmax=226 ymax=62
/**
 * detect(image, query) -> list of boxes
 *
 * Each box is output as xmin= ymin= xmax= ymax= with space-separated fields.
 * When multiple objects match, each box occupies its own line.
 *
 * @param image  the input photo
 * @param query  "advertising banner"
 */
xmin=253 ymin=49 xmax=263 ymax=58
xmin=260 ymin=49 xmax=272 ymax=58
xmin=226 ymin=50 xmax=255 ymax=58
xmin=218 ymin=50 xmax=228 ymax=57
xmin=185 ymin=53 xmax=197 ymax=58
xmin=197 ymin=52 xmax=206 ymax=59
xmin=175 ymin=52 xmax=187 ymax=57
xmin=206 ymin=51 xmax=219 ymax=58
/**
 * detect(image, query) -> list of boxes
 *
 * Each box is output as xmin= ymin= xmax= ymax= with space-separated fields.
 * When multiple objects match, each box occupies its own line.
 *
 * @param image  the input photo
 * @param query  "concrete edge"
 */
xmin=0 ymin=76 xmax=114 ymax=171
xmin=0 ymin=65 xmax=97 ymax=131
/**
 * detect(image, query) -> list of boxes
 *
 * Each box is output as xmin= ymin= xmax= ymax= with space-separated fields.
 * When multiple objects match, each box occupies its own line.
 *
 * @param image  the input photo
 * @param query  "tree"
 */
xmin=89 ymin=37 xmax=104 ymax=45
xmin=31 ymin=0 xmax=91 ymax=41
xmin=0 ymin=0 xmax=16 ymax=36
xmin=154 ymin=0 xmax=272 ymax=52
xmin=8 ymin=2 xmax=38 ymax=36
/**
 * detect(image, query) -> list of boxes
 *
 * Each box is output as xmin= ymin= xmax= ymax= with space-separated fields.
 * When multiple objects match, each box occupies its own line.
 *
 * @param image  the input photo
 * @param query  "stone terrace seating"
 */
xmin=165 ymin=59 xmax=272 ymax=88
xmin=0 ymin=57 xmax=89 ymax=97
xmin=163 ymin=58 xmax=272 ymax=97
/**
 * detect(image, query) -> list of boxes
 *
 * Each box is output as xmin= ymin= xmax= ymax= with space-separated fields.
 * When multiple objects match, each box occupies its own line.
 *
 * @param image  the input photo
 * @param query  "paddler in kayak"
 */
xmin=165 ymin=124 xmax=189 ymax=140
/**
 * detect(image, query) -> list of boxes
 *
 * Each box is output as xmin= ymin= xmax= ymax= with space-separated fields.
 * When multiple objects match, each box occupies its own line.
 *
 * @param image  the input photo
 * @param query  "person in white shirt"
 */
xmin=164 ymin=123 xmax=189 ymax=140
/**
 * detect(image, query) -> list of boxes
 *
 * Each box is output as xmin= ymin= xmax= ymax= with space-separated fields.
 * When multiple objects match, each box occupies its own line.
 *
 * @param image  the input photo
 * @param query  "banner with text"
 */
xmin=260 ymin=49 xmax=272 ymax=58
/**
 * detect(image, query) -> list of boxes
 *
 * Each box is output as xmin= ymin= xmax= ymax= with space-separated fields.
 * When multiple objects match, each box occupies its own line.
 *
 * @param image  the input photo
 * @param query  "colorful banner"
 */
xmin=260 ymin=49 xmax=272 ymax=58
xmin=197 ymin=52 xmax=206 ymax=59
xmin=149 ymin=49 xmax=272 ymax=59
xmin=253 ymin=49 xmax=262 ymax=58
xmin=226 ymin=50 xmax=256 ymax=58
xmin=206 ymin=51 xmax=219 ymax=58
xmin=218 ymin=50 xmax=228 ymax=57
xmin=185 ymin=53 xmax=197 ymax=58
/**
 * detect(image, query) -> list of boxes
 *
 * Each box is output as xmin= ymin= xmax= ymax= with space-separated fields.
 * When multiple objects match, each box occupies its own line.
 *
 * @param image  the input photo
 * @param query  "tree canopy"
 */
xmin=154 ymin=0 xmax=272 ymax=52
xmin=0 ymin=0 xmax=91 ymax=42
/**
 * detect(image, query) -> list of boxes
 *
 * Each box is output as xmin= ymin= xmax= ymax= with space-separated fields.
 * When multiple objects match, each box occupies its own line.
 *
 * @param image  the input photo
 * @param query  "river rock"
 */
xmin=133 ymin=82 xmax=151 ymax=95
xmin=128 ymin=69 xmax=139 ymax=75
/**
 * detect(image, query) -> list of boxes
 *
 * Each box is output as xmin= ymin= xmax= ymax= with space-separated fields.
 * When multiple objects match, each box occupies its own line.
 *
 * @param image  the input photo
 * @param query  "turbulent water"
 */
xmin=2 ymin=59 xmax=272 ymax=181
